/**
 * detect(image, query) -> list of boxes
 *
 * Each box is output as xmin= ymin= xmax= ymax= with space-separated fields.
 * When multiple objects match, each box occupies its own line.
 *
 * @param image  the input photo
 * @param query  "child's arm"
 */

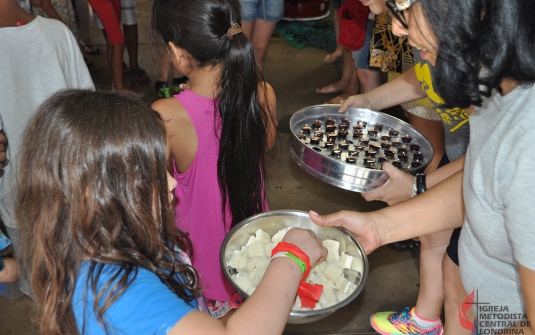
xmin=168 ymin=228 xmax=327 ymax=335
xmin=259 ymin=82 xmax=277 ymax=151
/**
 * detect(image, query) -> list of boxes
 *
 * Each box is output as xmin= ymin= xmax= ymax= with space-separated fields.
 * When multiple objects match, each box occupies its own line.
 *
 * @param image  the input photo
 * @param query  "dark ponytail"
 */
xmin=150 ymin=0 xmax=273 ymax=227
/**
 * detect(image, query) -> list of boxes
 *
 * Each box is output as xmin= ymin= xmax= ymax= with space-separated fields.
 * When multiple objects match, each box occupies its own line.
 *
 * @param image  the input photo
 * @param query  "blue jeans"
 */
xmin=240 ymin=0 xmax=284 ymax=22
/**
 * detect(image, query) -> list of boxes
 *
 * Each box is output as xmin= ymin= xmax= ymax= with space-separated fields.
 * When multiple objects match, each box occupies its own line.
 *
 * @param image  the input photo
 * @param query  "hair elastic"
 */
xmin=226 ymin=23 xmax=242 ymax=40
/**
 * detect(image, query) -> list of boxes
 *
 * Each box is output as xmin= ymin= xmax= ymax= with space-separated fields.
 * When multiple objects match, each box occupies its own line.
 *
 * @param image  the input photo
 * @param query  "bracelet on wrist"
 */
xmin=270 ymin=252 xmax=307 ymax=276
xmin=416 ymin=173 xmax=426 ymax=195
xmin=271 ymin=242 xmax=311 ymax=280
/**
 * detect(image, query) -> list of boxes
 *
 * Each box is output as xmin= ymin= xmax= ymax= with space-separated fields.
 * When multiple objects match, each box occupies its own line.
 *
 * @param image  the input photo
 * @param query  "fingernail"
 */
xmin=309 ymin=210 xmax=319 ymax=217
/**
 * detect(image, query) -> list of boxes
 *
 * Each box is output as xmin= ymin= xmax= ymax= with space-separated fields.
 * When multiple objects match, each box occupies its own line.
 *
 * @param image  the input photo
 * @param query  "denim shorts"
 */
xmin=352 ymin=17 xmax=375 ymax=69
xmin=240 ymin=0 xmax=284 ymax=22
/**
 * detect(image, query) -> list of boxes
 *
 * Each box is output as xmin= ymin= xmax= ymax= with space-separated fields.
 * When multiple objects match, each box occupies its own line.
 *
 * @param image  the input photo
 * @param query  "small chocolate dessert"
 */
xmin=374 ymin=123 xmax=383 ymax=130
xmin=367 ymin=129 xmax=378 ymax=137
xmin=378 ymin=156 xmax=388 ymax=163
xmin=398 ymin=146 xmax=409 ymax=154
xmin=413 ymin=153 xmax=425 ymax=161
xmin=341 ymin=118 xmax=351 ymax=125
xmin=353 ymin=125 xmax=364 ymax=131
xmin=331 ymin=148 xmax=342 ymax=158
xmin=314 ymin=130 xmax=324 ymax=138
xmin=392 ymin=139 xmax=402 ymax=147
xmin=357 ymin=120 xmax=368 ymax=127
xmin=389 ymin=129 xmax=400 ymax=136
xmin=398 ymin=154 xmax=409 ymax=162
xmin=381 ymin=134 xmax=392 ymax=141
xmin=301 ymin=125 xmax=311 ymax=134
xmin=312 ymin=121 xmax=322 ymax=129
xmin=348 ymin=149 xmax=358 ymax=157
xmin=360 ymin=138 xmax=370 ymax=145
xmin=369 ymin=143 xmax=381 ymax=151
xmin=338 ymin=130 xmax=349 ymax=139
xmin=327 ymin=133 xmax=338 ymax=142
xmin=365 ymin=149 xmax=377 ymax=157
xmin=381 ymin=142 xmax=392 ymax=149
xmin=346 ymin=156 xmax=357 ymax=164
xmin=310 ymin=136 xmax=320 ymax=145
xmin=354 ymin=145 xmax=365 ymax=151
xmin=353 ymin=131 xmax=363 ymax=138
xmin=401 ymin=135 xmax=412 ymax=143
xmin=384 ymin=149 xmax=395 ymax=157
xmin=339 ymin=142 xmax=349 ymax=150
xmin=392 ymin=161 xmax=403 ymax=169
xmin=297 ymin=133 xmax=307 ymax=141
xmin=325 ymin=141 xmax=335 ymax=149
xmin=338 ymin=124 xmax=349 ymax=131
xmin=411 ymin=161 xmax=423 ymax=168
xmin=363 ymin=158 xmax=375 ymax=165
xmin=325 ymin=118 xmax=336 ymax=125
xmin=312 ymin=147 xmax=322 ymax=153
xmin=326 ymin=125 xmax=337 ymax=133
xmin=410 ymin=143 xmax=421 ymax=152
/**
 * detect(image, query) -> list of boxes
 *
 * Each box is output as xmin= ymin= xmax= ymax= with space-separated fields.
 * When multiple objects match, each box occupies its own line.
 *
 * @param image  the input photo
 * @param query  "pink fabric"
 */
xmin=173 ymin=90 xmax=268 ymax=301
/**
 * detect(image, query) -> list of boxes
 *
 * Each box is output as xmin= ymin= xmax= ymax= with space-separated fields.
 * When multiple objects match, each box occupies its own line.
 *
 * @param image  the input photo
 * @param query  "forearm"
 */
xmin=225 ymin=257 xmax=301 ymax=335
xmin=367 ymin=68 xmax=426 ymax=110
xmin=373 ymin=170 xmax=465 ymax=244
xmin=426 ymin=154 xmax=466 ymax=189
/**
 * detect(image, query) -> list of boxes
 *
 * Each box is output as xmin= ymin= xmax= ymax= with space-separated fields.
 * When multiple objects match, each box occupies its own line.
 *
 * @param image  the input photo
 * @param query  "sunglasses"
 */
xmin=385 ymin=0 xmax=420 ymax=29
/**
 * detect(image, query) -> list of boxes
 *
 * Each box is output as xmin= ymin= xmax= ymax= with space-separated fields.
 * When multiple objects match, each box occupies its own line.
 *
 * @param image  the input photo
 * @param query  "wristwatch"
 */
xmin=411 ymin=173 xmax=427 ymax=197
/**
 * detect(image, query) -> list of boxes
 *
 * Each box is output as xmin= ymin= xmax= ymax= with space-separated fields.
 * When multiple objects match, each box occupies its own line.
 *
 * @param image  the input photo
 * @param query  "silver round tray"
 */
xmin=289 ymin=105 xmax=435 ymax=193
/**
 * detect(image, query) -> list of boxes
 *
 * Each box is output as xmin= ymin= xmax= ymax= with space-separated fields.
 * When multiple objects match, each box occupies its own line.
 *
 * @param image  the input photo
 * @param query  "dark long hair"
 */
xmin=150 ymin=0 xmax=273 ymax=227
xmin=419 ymin=0 xmax=535 ymax=108
xmin=17 ymin=90 xmax=201 ymax=335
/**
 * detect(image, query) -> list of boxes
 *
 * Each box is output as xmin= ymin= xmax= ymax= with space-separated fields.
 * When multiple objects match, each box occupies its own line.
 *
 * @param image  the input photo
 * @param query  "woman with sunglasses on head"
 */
xmin=311 ymin=0 xmax=535 ymax=334
xmin=342 ymin=1 xmax=471 ymax=332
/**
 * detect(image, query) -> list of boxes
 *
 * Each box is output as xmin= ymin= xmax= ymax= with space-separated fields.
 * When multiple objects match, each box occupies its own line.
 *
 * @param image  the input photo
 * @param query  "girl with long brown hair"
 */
xmin=17 ymin=89 xmax=325 ymax=335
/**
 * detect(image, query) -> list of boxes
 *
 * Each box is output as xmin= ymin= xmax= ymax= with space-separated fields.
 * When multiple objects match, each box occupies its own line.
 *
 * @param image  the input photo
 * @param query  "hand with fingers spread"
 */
xmin=361 ymin=162 xmax=413 ymax=205
xmin=309 ymin=210 xmax=383 ymax=255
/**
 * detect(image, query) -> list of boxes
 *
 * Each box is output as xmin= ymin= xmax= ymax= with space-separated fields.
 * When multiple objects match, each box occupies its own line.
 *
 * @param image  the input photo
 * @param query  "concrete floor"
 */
xmin=0 ymin=4 xmax=421 ymax=335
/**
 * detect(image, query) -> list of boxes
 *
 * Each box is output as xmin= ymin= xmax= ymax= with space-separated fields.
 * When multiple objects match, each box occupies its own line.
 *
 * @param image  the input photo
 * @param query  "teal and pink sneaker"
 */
xmin=370 ymin=307 xmax=443 ymax=335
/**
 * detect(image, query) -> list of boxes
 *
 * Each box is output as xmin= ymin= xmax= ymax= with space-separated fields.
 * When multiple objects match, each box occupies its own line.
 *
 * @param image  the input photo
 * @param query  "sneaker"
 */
xmin=370 ymin=307 xmax=443 ymax=335
xmin=155 ymin=81 xmax=172 ymax=99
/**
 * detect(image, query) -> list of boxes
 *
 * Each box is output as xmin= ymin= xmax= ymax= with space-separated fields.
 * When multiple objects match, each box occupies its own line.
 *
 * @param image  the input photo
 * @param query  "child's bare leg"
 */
xmin=443 ymin=255 xmax=472 ymax=335
xmin=414 ymin=229 xmax=453 ymax=320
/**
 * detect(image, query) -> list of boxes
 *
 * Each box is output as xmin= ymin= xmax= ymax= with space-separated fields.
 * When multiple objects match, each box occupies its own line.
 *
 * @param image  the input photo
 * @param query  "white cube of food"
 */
xmin=245 ymin=235 xmax=257 ymax=246
xmin=323 ymin=280 xmax=336 ymax=292
xmin=324 ymin=289 xmax=338 ymax=306
xmin=264 ymin=242 xmax=274 ymax=258
xmin=340 ymin=253 xmax=354 ymax=269
xmin=337 ymin=292 xmax=348 ymax=302
xmin=313 ymin=260 xmax=327 ymax=273
xmin=228 ymin=250 xmax=248 ymax=270
xmin=244 ymin=257 xmax=261 ymax=272
xmin=336 ymin=276 xmax=352 ymax=293
xmin=271 ymin=227 xmax=291 ymax=244
xmin=319 ymin=293 xmax=329 ymax=307
xmin=246 ymin=241 xmax=266 ymax=258
xmin=324 ymin=262 xmax=344 ymax=281
xmin=315 ymin=271 xmax=329 ymax=285
xmin=351 ymin=255 xmax=364 ymax=272
xmin=347 ymin=282 xmax=358 ymax=295
xmin=306 ymin=271 xmax=319 ymax=284
xmin=233 ymin=271 xmax=253 ymax=293
xmin=322 ymin=239 xmax=340 ymax=262
xmin=255 ymin=229 xmax=271 ymax=245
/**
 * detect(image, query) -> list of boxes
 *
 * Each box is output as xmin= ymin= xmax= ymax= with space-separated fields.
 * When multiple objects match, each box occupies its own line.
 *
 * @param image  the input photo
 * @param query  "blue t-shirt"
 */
xmin=73 ymin=262 xmax=197 ymax=335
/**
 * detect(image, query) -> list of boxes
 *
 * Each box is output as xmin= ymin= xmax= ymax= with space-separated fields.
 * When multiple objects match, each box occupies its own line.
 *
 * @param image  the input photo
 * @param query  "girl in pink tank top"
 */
xmin=151 ymin=0 xmax=277 ymax=320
